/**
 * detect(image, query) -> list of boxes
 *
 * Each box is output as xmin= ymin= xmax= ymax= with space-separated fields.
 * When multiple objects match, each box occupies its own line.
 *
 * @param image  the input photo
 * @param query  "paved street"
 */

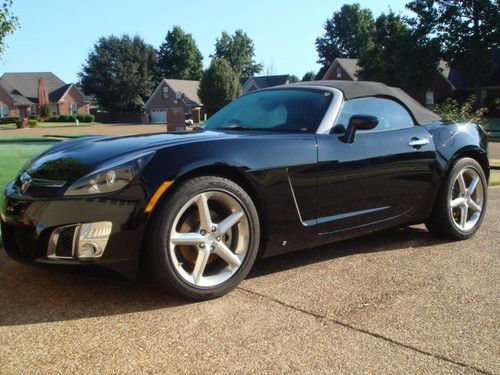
xmin=0 ymin=123 xmax=170 ymax=137
xmin=0 ymin=189 xmax=499 ymax=374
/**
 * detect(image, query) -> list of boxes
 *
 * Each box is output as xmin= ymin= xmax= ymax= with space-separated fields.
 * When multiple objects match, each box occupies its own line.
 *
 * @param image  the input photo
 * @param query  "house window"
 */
xmin=0 ymin=106 xmax=9 ymax=118
xmin=163 ymin=86 xmax=169 ymax=99
xmin=70 ymin=103 xmax=78 ymax=114
xmin=425 ymin=90 xmax=434 ymax=108
xmin=336 ymin=67 xmax=342 ymax=78
xmin=51 ymin=103 xmax=58 ymax=115
xmin=30 ymin=105 xmax=36 ymax=115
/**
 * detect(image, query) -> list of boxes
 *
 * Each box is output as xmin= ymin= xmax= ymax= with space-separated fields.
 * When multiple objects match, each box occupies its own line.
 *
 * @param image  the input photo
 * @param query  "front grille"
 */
xmin=14 ymin=172 xmax=66 ymax=197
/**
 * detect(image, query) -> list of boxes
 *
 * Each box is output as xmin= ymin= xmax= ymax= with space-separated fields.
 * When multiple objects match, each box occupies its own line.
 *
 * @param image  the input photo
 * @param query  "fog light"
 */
xmin=76 ymin=222 xmax=112 ymax=260
xmin=79 ymin=242 xmax=100 ymax=258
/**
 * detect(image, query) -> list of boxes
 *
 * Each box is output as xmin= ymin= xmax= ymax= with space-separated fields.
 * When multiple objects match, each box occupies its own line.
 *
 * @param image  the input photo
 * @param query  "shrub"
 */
xmin=57 ymin=114 xmax=76 ymax=122
xmin=76 ymin=113 xmax=95 ymax=122
xmin=40 ymin=103 xmax=51 ymax=119
xmin=45 ymin=113 xmax=94 ymax=123
xmin=0 ymin=116 xmax=20 ymax=124
xmin=28 ymin=119 xmax=38 ymax=128
xmin=29 ymin=114 xmax=40 ymax=121
xmin=15 ymin=119 xmax=23 ymax=128
xmin=434 ymin=95 xmax=489 ymax=130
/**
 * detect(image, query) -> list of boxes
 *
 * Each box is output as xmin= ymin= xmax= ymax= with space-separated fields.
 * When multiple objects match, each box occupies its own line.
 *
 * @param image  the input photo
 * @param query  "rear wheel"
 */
xmin=146 ymin=176 xmax=260 ymax=300
xmin=425 ymin=157 xmax=487 ymax=240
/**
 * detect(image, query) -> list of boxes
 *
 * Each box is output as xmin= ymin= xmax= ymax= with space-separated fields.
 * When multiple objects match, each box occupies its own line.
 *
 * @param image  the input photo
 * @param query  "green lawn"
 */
xmin=490 ymin=170 xmax=500 ymax=187
xmin=0 ymin=144 xmax=51 ymax=195
xmin=0 ymin=122 xmax=98 ymax=130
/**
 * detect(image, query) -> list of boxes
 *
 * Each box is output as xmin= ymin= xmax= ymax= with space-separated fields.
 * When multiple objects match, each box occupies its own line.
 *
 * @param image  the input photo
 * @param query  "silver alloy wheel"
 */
xmin=449 ymin=167 xmax=484 ymax=231
xmin=168 ymin=191 xmax=250 ymax=287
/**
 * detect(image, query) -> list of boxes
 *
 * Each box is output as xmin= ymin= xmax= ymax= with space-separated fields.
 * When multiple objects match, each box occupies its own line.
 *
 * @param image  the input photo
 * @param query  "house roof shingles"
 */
xmin=336 ymin=58 xmax=360 ymax=80
xmin=0 ymin=72 xmax=78 ymax=105
xmin=241 ymin=75 xmax=290 ymax=90
xmin=165 ymin=79 xmax=202 ymax=105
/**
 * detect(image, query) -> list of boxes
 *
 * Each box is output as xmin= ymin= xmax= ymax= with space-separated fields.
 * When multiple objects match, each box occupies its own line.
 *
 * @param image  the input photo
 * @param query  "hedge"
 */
xmin=48 ymin=113 xmax=95 ymax=123
xmin=0 ymin=116 xmax=20 ymax=124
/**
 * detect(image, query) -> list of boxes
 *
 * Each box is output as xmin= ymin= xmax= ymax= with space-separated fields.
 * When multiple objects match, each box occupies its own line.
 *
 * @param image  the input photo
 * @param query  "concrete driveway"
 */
xmin=489 ymin=140 xmax=500 ymax=160
xmin=0 ymin=189 xmax=499 ymax=374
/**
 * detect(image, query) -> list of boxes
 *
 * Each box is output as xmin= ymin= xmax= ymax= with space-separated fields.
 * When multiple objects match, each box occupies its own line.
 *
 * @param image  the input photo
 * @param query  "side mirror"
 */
xmin=339 ymin=115 xmax=378 ymax=143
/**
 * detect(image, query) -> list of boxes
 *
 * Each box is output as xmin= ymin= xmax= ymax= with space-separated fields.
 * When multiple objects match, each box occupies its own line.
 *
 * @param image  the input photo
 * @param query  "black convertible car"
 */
xmin=1 ymin=81 xmax=489 ymax=300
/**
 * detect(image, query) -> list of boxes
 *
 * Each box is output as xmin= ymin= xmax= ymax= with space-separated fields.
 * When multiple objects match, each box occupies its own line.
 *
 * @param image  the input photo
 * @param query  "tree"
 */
xmin=302 ymin=71 xmax=316 ymax=81
xmin=406 ymin=0 xmax=499 ymax=107
xmin=357 ymin=12 xmax=440 ymax=96
xmin=79 ymin=35 xmax=158 ymax=113
xmin=158 ymin=26 xmax=203 ymax=80
xmin=315 ymin=3 xmax=375 ymax=71
xmin=198 ymin=59 xmax=241 ymax=113
xmin=289 ymin=75 xmax=300 ymax=83
xmin=0 ymin=0 xmax=19 ymax=57
xmin=212 ymin=30 xmax=262 ymax=76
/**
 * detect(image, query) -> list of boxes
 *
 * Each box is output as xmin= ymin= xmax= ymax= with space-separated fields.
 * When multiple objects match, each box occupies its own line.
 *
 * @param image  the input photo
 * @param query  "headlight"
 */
xmin=64 ymin=151 xmax=155 ymax=196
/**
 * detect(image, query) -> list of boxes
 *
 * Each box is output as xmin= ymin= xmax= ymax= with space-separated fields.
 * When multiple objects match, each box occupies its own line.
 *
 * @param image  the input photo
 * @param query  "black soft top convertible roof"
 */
xmin=292 ymin=80 xmax=441 ymax=125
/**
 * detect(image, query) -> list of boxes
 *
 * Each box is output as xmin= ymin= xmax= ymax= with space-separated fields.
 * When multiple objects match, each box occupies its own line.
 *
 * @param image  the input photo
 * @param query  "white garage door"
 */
xmin=150 ymin=110 xmax=167 ymax=123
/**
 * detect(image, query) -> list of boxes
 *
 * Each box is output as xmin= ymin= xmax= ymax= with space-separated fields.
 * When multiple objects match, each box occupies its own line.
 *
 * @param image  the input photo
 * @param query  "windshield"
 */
xmin=203 ymin=89 xmax=333 ymax=133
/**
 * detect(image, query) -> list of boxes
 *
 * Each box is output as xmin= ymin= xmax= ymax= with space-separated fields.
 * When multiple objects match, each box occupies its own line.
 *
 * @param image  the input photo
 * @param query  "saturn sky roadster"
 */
xmin=1 ymin=81 xmax=489 ymax=300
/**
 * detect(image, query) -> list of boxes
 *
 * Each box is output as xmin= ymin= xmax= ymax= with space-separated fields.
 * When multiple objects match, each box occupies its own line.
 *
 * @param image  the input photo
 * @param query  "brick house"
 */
xmin=0 ymin=72 xmax=90 ymax=119
xmin=322 ymin=58 xmax=361 ymax=81
xmin=239 ymin=75 xmax=291 ymax=94
xmin=144 ymin=79 xmax=203 ymax=124
xmin=321 ymin=54 xmax=500 ymax=109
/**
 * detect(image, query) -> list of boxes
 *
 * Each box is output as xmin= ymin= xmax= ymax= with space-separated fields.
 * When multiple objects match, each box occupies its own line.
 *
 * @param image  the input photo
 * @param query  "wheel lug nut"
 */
xmin=199 ymin=243 xmax=205 ymax=248
xmin=200 ymin=229 xmax=206 ymax=235
xmin=216 ymin=236 xmax=221 ymax=241
xmin=210 ymin=246 xmax=215 ymax=251
xmin=211 ymin=226 xmax=217 ymax=232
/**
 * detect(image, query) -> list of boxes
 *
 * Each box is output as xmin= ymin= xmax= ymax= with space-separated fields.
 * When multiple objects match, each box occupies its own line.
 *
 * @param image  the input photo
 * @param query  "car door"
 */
xmin=315 ymin=96 xmax=437 ymax=235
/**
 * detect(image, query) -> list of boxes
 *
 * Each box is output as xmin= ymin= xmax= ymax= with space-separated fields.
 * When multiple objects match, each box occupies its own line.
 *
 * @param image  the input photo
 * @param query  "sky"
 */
xmin=2 ymin=0 xmax=410 ymax=83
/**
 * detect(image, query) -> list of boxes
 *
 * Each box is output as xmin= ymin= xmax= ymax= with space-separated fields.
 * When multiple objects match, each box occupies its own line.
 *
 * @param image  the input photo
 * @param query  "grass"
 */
xmin=0 ymin=143 xmax=52 ymax=196
xmin=43 ymin=133 xmax=99 ymax=139
xmin=490 ymin=170 xmax=500 ymax=187
xmin=490 ymin=159 xmax=500 ymax=187
xmin=0 ymin=136 xmax=58 ymax=143
xmin=0 ymin=122 xmax=98 ymax=130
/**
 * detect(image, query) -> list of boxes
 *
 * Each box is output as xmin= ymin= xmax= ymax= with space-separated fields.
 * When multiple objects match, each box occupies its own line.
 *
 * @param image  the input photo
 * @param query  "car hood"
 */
xmin=25 ymin=130 xmax=233 ymax=182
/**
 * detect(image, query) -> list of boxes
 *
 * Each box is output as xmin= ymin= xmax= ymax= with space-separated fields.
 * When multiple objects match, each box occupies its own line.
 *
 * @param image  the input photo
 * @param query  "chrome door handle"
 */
xmin=408 ymin=138 xmax=430 ymax=147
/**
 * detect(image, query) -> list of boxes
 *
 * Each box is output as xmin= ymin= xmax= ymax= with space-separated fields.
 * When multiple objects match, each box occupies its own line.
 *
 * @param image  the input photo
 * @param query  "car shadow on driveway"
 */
xmin=248 ymin=225 xmax=446 ymax=279
xmin=0 ymin=226 xmax=445 ymax=327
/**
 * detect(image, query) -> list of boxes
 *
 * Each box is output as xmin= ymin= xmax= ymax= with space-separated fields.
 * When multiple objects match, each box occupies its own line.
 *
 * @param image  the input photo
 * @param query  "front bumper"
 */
xmin=1 ymin=181 xmax=148 ymax=278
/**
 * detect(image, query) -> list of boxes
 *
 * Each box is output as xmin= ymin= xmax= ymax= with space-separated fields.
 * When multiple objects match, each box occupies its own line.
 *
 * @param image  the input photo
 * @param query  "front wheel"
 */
xmin=425 ymin=157 xmax=487 ymax=240
xmin=146 ymin=176 xmax=260 ymax=300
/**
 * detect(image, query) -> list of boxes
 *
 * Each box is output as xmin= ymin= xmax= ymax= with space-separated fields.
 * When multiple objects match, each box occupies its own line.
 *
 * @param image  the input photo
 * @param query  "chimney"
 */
xmin=38 ymin=77 xmax=48 ymax=105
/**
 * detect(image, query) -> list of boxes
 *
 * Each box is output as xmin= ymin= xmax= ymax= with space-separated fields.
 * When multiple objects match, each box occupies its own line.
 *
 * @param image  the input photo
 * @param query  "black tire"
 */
xmin=145 ymin=176 xmax=260 ymax=300
xmin=425 ymin=157 xmax=487 ymax=240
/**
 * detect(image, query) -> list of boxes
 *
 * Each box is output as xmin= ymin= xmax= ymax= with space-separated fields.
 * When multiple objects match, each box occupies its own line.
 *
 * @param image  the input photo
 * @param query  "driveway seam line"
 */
xmin=237 ymin=286 xmax=492 ymax=375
